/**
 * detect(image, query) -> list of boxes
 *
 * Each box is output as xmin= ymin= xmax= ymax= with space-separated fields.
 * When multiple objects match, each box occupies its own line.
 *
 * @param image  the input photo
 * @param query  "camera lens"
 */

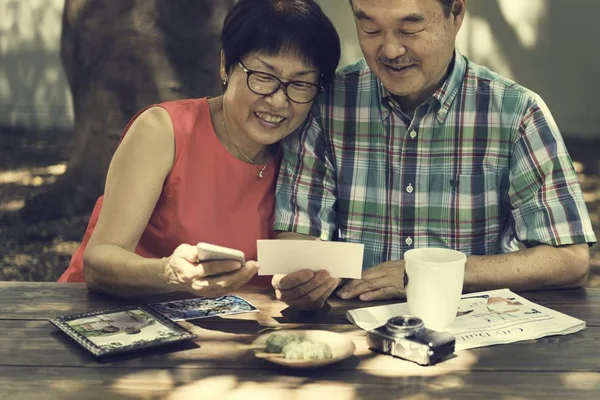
xmin=385 ymin=315 xmax=425 ymax=337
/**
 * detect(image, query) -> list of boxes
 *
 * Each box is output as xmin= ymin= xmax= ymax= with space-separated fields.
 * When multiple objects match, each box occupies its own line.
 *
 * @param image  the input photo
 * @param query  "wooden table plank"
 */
xmin=0 ymin=283 xmax=598 ymax=326
xmin=1 ymin=320 xmax=598 ymax=372
xmin=0 ymin=283 xmax=123 ymax=320
xmin=0 ymin=283 xmax=351 ymax=322
xmin=0 ymin=366 xmax=598 ymax=400
xmin=524 ymin=289 xmax=600 ymax=326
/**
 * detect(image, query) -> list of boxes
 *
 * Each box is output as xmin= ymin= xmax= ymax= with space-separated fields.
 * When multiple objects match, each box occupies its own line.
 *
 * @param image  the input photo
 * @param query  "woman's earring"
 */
xmin=222 ymin=76 xmax=228 ymax=86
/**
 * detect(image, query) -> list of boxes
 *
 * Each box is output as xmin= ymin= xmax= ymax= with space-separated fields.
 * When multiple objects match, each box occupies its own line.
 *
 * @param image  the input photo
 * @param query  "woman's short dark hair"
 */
xmin=221 ymin=0 xmax=341 ymax=87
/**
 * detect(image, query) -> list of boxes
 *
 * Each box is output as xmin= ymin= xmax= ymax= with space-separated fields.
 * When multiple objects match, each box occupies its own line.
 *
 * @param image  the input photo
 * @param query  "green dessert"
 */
xmin=265 ymin=333 xmax=302 ymax=353
xmin=264 ymin=333 xmax=333 ymax=360
xmin=282 ymin=340 xmax=333 ymax=360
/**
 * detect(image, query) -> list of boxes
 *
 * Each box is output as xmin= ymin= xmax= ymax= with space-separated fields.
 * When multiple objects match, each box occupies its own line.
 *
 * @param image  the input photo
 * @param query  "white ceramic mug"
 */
xmin=403 ymin=248 xmax=467 ymax=331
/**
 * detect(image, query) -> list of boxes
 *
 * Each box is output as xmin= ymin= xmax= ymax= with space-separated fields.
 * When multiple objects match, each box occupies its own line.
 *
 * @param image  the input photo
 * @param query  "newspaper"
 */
xmin=346 ymin=288 xmax=586 ymax=351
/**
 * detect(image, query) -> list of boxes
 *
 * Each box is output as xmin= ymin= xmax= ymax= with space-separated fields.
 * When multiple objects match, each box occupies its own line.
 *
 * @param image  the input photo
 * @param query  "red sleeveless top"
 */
xmin=59 ymin=98 xmax=279 ymax=285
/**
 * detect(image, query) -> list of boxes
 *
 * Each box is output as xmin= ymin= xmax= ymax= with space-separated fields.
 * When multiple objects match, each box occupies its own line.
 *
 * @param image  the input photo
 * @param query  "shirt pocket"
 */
xmin=420 ymin=173 xmax=499 ymax=254
xmin=451 ymin=173 xmax=489 ymax=202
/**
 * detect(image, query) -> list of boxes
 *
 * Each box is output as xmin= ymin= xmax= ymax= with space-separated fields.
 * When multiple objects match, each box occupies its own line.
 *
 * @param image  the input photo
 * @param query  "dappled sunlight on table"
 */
xmin=49 ymin=379 xmax=89 ymax=393
xmin=164 ymin=376 xmax=356 ymax=400
xmin=16 ymin=302 xmax=75 ymax=313
xmin=165 ymin=376 xmax=256 ymax=400
xmin=113 ymin=369 xmax=175 ymax=397
xmin=354 ymin=342 xmax=479 ymax=377
xmin=560 ymin=372 xmax=600 ymax=391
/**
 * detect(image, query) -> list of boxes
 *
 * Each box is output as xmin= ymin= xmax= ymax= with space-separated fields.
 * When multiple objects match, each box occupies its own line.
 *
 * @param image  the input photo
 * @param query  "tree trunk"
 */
xmin=20 ymin=0 xmax=234 ymax=221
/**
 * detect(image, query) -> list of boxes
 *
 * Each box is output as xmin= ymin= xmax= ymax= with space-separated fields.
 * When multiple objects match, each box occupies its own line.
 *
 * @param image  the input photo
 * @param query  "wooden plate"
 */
xmin=251 ymin=330 xmax=356 ymax=369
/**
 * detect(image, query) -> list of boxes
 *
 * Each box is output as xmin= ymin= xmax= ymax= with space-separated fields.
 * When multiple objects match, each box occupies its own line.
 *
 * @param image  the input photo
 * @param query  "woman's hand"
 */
xmin=163 ymin=244 xmax=259 ymax=297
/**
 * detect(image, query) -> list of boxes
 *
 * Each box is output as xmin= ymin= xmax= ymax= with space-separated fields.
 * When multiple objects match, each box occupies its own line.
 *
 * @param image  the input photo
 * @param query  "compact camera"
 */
xmin=366 ymin=315 xmax=455 ymax=366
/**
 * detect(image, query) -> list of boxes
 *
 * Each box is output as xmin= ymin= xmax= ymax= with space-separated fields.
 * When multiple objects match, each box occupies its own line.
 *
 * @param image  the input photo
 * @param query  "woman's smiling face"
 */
xmin=221 ymin=52 xmax=320 ymax=147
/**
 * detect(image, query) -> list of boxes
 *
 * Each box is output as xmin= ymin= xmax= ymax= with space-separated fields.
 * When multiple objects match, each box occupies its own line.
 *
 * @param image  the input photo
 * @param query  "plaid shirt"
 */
xmin=275 ymin=50 xmax=596 ymax=269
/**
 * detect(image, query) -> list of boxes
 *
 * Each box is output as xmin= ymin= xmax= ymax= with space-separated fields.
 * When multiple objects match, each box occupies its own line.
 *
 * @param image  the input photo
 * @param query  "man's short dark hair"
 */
xmin=349 ymin=0 xmax=455 ymax=18
xmin=221 ymin=0 xmax=341 ymax=87
xmin=439 ymin=0 xmax=454 ymax=17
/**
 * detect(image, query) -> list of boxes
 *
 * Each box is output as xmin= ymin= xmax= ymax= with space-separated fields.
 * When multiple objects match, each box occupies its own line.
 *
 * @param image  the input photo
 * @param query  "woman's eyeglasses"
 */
xmin=238 ymin=61 xmax=322 ymax=104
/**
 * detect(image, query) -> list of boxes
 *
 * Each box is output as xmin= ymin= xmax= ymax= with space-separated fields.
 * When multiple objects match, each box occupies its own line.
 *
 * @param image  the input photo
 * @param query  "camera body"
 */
xmin=367 ymin=315 xmax=455 ymax=366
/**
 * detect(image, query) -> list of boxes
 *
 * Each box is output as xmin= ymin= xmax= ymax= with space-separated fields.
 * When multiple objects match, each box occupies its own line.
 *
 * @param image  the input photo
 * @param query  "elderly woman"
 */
xmin=58 ymin=0 xmax=341 ymax=299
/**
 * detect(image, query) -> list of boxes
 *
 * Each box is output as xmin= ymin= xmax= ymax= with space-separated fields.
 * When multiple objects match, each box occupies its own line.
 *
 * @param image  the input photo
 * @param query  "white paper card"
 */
xmin=257 ymin=240 xmax=364 ymax=279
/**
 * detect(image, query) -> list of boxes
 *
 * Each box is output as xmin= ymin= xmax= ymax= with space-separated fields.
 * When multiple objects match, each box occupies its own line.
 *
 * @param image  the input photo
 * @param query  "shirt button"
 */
xmin=406 ymin=183 xmax=414 ymax=194
xmin=320 ymin=231 xmax=328 ymax=241
xmin=405 ymin=236 xmax=413 ymax=246
xmin=409 ymin=130 xmax=417 ymax=139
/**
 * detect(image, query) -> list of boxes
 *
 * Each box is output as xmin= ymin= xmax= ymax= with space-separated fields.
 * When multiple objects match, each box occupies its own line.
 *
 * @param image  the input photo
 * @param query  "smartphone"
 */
xmin=196 ymin=242 xmax=245 ymax=264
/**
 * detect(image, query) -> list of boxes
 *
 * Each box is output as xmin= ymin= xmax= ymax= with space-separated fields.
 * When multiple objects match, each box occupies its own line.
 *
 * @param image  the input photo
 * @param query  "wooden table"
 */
xmin=0 ymin=282 xmax=598 ymax=399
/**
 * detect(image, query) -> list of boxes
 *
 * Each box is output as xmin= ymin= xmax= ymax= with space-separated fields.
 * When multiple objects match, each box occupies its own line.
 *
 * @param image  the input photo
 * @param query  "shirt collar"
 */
xmin=377 ymin=49 xmax=467 ymax=123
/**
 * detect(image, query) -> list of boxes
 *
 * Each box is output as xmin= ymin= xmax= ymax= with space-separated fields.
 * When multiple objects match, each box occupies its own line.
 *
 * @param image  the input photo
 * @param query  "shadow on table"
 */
xmin=184 ymin=301 xmax=349 ymax=336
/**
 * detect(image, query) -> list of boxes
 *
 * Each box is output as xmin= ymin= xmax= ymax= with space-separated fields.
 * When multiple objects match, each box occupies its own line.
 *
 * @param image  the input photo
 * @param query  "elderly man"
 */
xmin=273 ymin=0 xmax=596 ymax=308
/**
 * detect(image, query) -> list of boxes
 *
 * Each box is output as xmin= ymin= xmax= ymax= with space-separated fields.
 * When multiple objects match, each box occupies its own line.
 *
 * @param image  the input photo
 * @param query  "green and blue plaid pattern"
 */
xmin=275 ymin=50 xmax=596 ymax=269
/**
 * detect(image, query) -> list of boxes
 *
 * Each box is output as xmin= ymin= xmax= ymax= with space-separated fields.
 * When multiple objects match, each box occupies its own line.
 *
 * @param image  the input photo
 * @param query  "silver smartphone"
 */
xmin=196 ymin=242 xmax=245 ymax=264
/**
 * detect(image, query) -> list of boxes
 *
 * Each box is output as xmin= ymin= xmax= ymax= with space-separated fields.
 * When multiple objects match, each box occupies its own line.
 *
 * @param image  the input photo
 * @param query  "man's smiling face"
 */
xmin=351 ymin=0 xmax=465 ymax=109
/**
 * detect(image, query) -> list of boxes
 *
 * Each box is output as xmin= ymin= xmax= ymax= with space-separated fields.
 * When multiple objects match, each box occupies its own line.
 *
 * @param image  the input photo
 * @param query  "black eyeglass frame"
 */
xmin=237 ymin=61 xmax=323 ymax=104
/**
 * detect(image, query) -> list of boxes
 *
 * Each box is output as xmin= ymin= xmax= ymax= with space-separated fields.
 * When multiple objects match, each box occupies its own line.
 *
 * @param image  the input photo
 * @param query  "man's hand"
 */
xmin=336 ymin=261 xmax=405 ymax=301
xmin=272 ymin=269 xmax=339 ymax=309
